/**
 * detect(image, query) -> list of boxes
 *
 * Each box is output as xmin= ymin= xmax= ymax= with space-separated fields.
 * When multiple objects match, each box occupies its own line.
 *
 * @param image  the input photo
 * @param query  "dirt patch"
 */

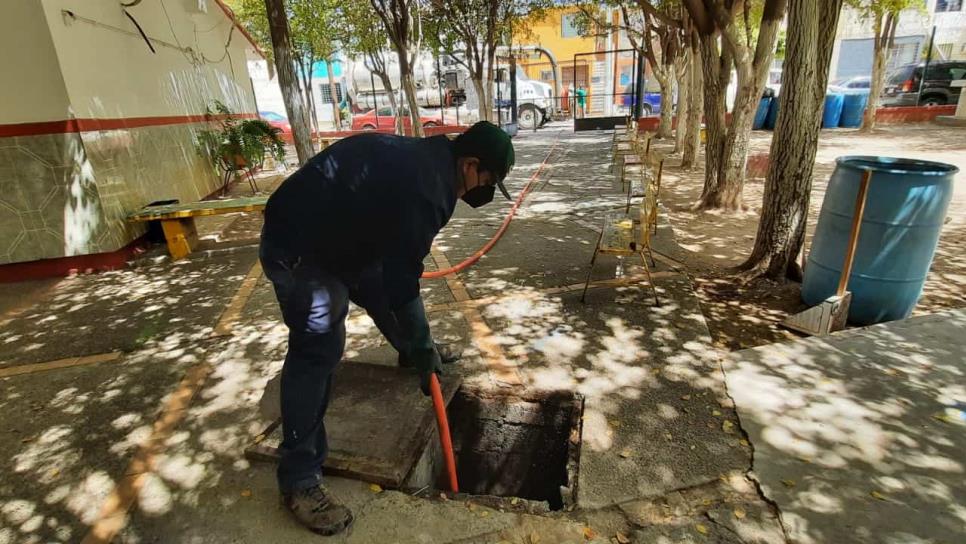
xmin=653 ymin=124 xmax=966 ymax=350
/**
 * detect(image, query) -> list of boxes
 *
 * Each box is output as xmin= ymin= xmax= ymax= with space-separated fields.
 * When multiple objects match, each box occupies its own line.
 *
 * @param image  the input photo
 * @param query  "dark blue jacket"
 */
xmin=262 ymin=133 xmax=458 ymax=309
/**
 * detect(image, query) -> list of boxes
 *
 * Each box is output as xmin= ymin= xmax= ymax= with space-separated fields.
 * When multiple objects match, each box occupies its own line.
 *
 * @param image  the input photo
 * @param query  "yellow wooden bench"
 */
xmin=128 ymin=196 xmax=268 ymax=260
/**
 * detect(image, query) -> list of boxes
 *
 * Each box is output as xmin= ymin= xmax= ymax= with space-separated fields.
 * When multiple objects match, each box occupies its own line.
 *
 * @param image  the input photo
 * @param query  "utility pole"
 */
xmin=264 ymin=0 xmax=313 ymax=164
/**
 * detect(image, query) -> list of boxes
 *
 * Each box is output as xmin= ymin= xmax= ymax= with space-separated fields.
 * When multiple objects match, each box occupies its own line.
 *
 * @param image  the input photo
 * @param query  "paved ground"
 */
xmin=0 ymin=123 xmax=961 ymax=544
xmin=726 ymin=309 xmax=966 ymax=544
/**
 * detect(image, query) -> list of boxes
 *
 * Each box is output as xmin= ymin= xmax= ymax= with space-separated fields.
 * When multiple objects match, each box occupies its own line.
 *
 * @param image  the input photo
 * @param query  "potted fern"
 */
xmin=197 ymin=100 xmax=285 ymax=172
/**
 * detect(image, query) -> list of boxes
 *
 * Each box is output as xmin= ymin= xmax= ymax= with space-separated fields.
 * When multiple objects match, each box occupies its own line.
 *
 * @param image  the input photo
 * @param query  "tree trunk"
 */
xmin=264 ymin=0 xmax=313 ymax=164
xmin=376 ymin=71 xmax=404 ymax=135
xmin=674 ymin=58 xmax=691 ymax=154
xmin=400 ymin=69 xmax=424 ymax=137
xmin=739 ymin=0 xmax=843 ymax=280
xmin=861 ymin=12 xmax=897 ymax=133
xmin=682 ymin=32 xmax=703 ymax=169
xmin=657 ymin=71 xmax=674 ymax=139
xmin=326 ymin=57 xmax=342 ymax=131
xmin=696 ymin=2 xmax=786 ymax=211
xmin=471 ymin=76 xmax=489 ymax=122
xmin=697 ymin=33 xmax=728 ymax=206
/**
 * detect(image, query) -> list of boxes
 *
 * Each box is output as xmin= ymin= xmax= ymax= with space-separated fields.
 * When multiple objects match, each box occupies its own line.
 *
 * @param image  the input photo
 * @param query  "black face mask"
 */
xmin=461 ymin=184 xmax=495 ymax=208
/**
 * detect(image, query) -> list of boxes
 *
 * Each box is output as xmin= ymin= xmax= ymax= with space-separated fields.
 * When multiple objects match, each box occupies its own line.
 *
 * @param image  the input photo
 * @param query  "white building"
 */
xmin=830 ymin=0 xmax=966 ymax=79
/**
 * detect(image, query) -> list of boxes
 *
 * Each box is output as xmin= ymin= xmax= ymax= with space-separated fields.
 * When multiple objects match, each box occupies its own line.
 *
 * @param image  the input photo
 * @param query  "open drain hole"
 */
xmin=406 ymin=387 xmax=584 ymax=511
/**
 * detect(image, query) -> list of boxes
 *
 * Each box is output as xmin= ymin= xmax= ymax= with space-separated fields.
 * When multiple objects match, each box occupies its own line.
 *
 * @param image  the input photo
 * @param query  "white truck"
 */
xmin=346 ymin=49 xmax=560 ymax=130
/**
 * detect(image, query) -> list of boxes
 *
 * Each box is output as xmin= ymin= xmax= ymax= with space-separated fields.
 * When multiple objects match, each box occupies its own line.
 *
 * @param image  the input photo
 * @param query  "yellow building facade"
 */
xmin=519 ymin=7 xmax=639 ymax=115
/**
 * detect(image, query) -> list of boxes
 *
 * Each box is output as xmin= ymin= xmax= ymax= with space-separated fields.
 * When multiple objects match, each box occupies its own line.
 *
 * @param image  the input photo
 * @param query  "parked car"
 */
xmin=881 ymin=61 xmax=966 ymax=107
xmin=351 ymin=106 xmax=457 ymax=131
xmin=828 ymin=76 xmax=871 ymax=93
xmin=621 ymin=83 xmax=664 ymax=116
xmin=259 ymin=111 xmax=291 ymax=134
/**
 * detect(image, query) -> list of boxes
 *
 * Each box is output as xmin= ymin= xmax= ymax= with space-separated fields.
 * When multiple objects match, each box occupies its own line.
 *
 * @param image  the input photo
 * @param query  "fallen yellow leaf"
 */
xmin=695 ymin=523 xmax=709 ymax=535
xmin=712 ymin=410 xmax=722 ymax=417
xmin=870 ymin=490 xmax=888 ymax=501
xmin=702 ymin=499 xmax=711 ymax=506
xmin=511 ymin=497 xmax=519 ymax=506
xmin=739 ymin=439 xmax=750 ymax=447
xmin=722 ymin=420 xmax=735 ymax=433
xmin=615 ymin=532 xmax=631 ymax=544
xmin=240 ymin=489 xmax=252 ymax=498
xmin=369 ymin=483 xmax=383 ymax=493
xmin=734 ymin=507 xmax=747 ymax=519
xmin=664 ymin=432 xmax=673 ymax=440
xmin=480 ymin=510 xmax=489 ymax=517
xmin=619 ymin=449 xmax=632 ymax=458
xmin=583 ymin=526 xmax=597 ymax=540
xmin=781 ymin=479 xmax=796 ymax=488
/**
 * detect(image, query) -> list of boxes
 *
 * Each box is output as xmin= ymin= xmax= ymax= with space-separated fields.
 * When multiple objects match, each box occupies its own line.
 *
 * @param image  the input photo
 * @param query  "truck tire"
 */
xmin=920 ymin=95 xmax=945 ymax=107
xmin=518 ymin=105 xmax=542 ymax=130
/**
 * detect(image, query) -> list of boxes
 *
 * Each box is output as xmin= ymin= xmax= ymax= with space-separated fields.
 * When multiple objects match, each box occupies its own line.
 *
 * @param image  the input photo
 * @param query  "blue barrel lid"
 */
xmin=836 ymin=156 xmax=960 ymax=177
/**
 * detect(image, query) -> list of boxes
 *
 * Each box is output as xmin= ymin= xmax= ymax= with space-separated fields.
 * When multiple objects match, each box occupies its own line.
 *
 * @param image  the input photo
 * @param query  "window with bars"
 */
xmin=936 ymin=0 xmax=962 ymax=12
xmin=320 ymin=83 xmax=344 ymax=104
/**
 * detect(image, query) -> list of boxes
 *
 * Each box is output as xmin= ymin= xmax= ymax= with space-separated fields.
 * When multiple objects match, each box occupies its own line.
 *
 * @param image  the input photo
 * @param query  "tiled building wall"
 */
xmin=0 ymin=123 xmax=221 ymax=265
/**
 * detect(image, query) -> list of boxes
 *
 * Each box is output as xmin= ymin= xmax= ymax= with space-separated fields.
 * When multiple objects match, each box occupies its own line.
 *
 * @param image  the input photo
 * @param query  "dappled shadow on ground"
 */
xmin=726 ymin=309 xmax=966 ymax=544
xmin=0 ymin=249 xmax=257 ymax=368
xmin=0 ymin=339 xmax=210 ymax=543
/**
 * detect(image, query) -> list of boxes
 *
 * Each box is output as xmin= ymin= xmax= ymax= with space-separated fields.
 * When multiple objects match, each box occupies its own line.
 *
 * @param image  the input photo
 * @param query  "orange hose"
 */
xmin=421 ymin=134 xmax=561 ymax=279
xmin=429 ymin=373 xmax=459 ymax=493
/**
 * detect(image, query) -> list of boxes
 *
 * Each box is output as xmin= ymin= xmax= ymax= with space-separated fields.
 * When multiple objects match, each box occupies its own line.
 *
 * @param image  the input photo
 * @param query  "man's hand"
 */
xmin=409 ymin=345 xmax=443 ymax=396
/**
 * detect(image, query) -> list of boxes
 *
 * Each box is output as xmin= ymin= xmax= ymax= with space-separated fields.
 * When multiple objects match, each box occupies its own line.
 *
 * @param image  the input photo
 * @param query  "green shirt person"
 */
xmin=575 ymin=85 xmax=587 ymax=118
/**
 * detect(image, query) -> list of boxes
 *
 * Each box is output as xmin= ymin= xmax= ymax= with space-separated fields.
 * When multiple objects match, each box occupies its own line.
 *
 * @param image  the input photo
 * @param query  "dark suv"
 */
xmin=881 ymin=60 xmax=966 ymax=107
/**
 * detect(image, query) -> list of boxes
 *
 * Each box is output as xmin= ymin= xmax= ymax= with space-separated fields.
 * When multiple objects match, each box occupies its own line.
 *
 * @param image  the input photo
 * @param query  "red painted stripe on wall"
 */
xmin=0 ymin=112 xmax=257 ymax=138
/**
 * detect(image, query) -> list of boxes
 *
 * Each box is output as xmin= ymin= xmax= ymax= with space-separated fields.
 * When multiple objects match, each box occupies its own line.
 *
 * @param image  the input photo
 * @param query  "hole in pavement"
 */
xmin=407 ymin=387 xmax=584 ymax=511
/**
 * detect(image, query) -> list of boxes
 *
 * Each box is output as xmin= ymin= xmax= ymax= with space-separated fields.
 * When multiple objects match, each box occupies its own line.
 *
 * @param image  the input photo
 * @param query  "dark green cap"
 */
xmin=453 ymin=121 xmax=515 ymax=200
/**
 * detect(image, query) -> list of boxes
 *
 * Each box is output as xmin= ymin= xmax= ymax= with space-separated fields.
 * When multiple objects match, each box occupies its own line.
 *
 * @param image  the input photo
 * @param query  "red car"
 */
xmin=259 ymin=111 xmax=292 ymax=134
xmin=351 ymin=106 xmax=456 ymax=131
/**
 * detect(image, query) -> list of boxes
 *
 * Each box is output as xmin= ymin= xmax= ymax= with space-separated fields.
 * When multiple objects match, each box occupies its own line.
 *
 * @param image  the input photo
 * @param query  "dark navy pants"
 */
xmin=261 ymin=246 xmax=403 ymax=493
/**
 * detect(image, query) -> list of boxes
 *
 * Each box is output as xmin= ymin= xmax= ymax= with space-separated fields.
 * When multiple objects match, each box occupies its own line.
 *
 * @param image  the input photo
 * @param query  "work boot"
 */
xmin=281 ymin=485 xmax=353 ymax=536
xmin=398 ymin=342 xmax=463 ymax=368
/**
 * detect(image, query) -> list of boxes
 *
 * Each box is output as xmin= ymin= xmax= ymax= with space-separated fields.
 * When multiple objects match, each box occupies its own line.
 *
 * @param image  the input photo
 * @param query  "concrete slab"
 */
xmin=726 ymin=309 xmax=966 ymax=543
xmin=0 ymin=248 xmax=258 ymax=368
xmin=246 ymin=362 xmax=462 ymax=488
xmin=0 ymin=346 xmax=203 ymax=543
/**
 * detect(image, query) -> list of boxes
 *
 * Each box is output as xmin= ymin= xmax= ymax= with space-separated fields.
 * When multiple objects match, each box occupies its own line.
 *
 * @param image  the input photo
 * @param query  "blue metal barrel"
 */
xmin=822 ymin=94 xmax=845 ymax=128
xmin=764 ymin=97 xmax=779 ymax=130
xmin=839 ymin=91 xmax=869 ymax=128
xmin=753 ymin=97 xmax=772 ymax=130
xmin=802 ymin=156 xmax=959 ymax=325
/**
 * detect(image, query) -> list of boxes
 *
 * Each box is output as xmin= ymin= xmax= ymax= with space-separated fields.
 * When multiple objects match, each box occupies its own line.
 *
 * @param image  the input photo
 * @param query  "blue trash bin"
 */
xmin=839 ymin=91 xmax=870 ymax=128
xmin=822 ymin=94 xmax=845 ymax=128
xmin=753 ymin=97 xmax=772 ymax=130
xmin=802 ymin=156 xmax=959 ymax=325
xmin=764 ymin=97 xmax=779 ymax=130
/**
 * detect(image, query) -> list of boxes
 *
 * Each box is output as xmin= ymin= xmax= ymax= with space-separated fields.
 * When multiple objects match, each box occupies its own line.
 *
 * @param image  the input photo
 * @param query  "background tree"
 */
xmin=574 ymin=1 xmax=688 ymax=139
xmin=738 ymin=0 xmax=843 ymax=281
xmin=338 ymin=1 xmax=406 ymax=134
xmin=846 ymin=0 xmax=925 ymax=132
xmin=680 ymin=21 xmax=703 ymax=169
xmin=682 ymin=0 xmax=788 ymax=211
xmin=431 ymin=0 xmax=505 ymax=123
xmin=263 ymin=0 xmax=314 ymax=163
xmin=371 ymin=0 xmax=426 ymax=137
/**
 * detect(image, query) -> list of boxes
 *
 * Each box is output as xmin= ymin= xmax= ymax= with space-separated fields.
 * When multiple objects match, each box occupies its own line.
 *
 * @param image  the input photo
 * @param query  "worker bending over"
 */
xmin=259 ymin=121 xmax=515 ymax=535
